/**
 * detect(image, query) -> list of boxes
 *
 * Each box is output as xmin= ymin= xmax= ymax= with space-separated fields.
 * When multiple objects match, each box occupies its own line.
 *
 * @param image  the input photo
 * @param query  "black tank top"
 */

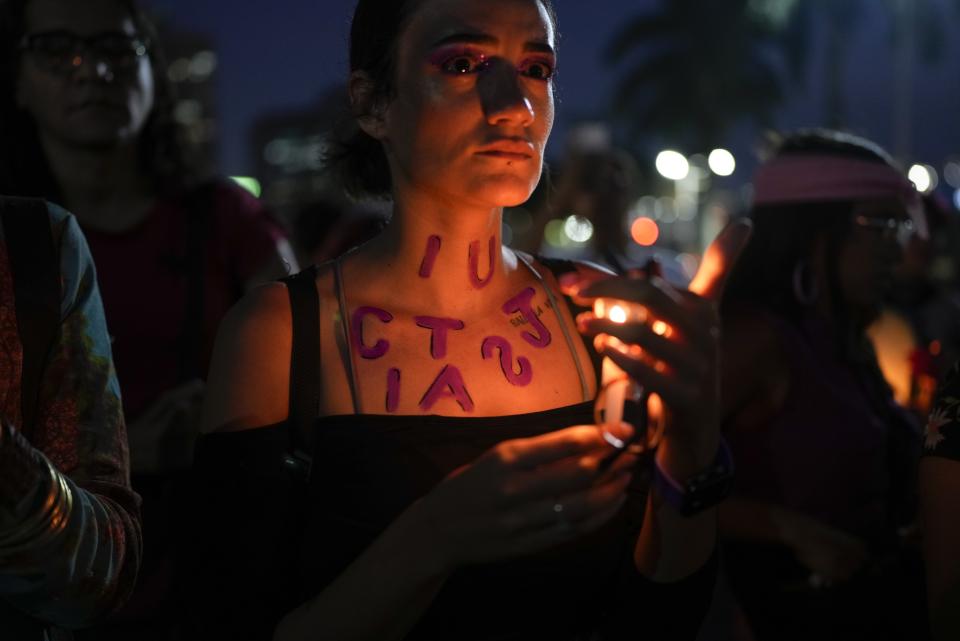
xmin=185 ymin=259 xmax=715 ymax=641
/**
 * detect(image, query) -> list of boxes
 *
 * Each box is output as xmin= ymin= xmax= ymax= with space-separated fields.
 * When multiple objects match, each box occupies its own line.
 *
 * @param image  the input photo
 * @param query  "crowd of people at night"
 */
xmin=0 ymin=0 xmax=958 ymax=640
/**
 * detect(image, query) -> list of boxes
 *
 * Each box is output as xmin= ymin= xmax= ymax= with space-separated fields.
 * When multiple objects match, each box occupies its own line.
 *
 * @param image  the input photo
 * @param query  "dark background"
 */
xmin=144 ymin=0 xmax=960 ymax=189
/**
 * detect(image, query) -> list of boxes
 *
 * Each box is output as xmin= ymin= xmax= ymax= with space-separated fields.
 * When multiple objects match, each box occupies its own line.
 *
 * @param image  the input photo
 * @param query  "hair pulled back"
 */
xmin=329 ymin=0 xmax=557 ymax=200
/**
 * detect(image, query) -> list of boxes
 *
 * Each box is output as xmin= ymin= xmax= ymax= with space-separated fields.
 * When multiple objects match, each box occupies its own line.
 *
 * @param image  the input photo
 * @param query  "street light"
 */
xmin=708 ymin=149 xmax=736 ymax=176
xmin=908 ymin=164 xmax=937 ymax=193
xmin=655 ymin=150 xmax=690 ymax=181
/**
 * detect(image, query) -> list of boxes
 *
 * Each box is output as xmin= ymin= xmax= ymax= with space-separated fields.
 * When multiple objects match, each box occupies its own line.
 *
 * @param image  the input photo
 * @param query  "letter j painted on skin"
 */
xmin=501 ymin=287 xmax=552 ymax=348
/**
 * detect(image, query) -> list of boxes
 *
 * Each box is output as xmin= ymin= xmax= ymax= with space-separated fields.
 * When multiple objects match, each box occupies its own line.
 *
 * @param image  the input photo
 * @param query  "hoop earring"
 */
xmin=792 ymin=260 xmax=819 ymax=306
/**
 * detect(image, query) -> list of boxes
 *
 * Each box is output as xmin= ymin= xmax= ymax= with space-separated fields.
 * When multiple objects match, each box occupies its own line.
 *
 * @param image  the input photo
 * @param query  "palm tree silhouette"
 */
xmin=605 ymin=0 xmax=787 ymax=153
xmin=766 ymin=0 xmax=955 ymax=151
xmin=607 ymin=0 xmax=958 ymax=157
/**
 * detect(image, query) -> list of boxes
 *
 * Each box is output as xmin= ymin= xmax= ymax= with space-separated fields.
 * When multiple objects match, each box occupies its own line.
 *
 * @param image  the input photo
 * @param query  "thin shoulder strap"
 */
xmin=515 ymin=253 xmax=591 ymax=402
xmin=333 ymin=256 xmax=362 ymax=413
xmin=0 ymin=198 xmax=60 ymax=437
xmin=282 ymin=265 xmax=320 ymax=477
xmin=535 ymin=255 xmax=609 ymax=390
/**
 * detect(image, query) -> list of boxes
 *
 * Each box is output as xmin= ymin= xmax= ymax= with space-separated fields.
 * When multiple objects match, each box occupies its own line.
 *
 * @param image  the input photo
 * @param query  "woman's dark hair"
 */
xmin=723 ymin=129 xmax=901 ymax=325
xmin=328 ymin=0 xmax=558 ymax=200
xmin=0 ymin=0 xmax=199 ymax=203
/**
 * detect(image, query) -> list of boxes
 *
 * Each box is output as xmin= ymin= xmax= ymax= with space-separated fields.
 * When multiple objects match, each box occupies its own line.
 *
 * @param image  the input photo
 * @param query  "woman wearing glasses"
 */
xmin=0 ymin=0 xmax=295 ymax=639
xmin=717 ymin=130 xmax=926 ymax=640
xmin=188 ymin=0 xmax=752 ymax=639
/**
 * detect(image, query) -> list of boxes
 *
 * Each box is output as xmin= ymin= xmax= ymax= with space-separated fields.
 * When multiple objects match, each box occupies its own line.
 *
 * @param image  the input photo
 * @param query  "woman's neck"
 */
xmin=40 ymin=132 xmax=154 ymax=232
xmin=356 ymin=190 xmax=521 ymax=316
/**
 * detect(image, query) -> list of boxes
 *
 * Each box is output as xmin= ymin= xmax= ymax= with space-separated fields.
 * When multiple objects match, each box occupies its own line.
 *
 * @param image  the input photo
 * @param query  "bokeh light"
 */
xmin=229 ymin=176 xmax=261 ymax=198
xmin=945 ymin=161 xmax=960 ymax=189
xmin=655 ymin=150 xmax=690 ymax=181
xmin=563 ymin=215 xmax=594 ymax=243
xmin=631 ymin=217 xmax=660 ymax=246
xmin=544 ymin=219 xmax=570 ymax=247
xmin=908 ymin=164 xmax=937 ymax=193
xmin=707 ymin=149 xmax=736 ymax=176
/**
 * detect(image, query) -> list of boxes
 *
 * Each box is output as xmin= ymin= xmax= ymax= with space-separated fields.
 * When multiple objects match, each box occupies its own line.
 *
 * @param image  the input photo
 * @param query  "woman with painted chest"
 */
xmin=189 ymin=0 xmax=750 ymax=639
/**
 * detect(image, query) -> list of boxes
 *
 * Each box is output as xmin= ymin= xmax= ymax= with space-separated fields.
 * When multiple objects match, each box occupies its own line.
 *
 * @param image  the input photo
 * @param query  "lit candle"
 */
xmin=601 ymin=355 xmax=629 ymax=436
xmin=593 ymin=299 xmax=645 ymax=441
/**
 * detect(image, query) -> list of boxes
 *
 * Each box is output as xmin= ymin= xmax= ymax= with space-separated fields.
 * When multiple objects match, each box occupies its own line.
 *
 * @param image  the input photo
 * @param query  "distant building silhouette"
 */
xmin=157 ymin=20 xmax=219 ymax=174
xmin=251 ymin=87 xmax=348 ymax=220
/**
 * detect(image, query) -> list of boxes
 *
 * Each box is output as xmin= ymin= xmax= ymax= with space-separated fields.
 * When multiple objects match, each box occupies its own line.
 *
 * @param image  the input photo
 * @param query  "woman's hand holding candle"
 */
xmin=589 ymin=298 xmax=651 ymax=454
xmin=575 ymin=220 xmax=752 ymax=479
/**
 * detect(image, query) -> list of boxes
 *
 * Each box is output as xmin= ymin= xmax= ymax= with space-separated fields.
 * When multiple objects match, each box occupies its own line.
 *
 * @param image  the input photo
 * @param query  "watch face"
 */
xmin=682 ymin=473 xmax=734 ymax=516
xmin=656 ymin=440 xmax=734 ymax=516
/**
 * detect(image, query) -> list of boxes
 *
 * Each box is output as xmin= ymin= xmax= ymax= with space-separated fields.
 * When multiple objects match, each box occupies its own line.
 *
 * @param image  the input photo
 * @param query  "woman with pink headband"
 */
xmin=716 ymin=130 xmax=925 ymax=640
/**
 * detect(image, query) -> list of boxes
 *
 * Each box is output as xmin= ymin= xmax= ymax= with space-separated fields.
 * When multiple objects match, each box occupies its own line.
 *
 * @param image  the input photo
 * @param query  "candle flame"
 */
xmin=652 ymin=320 xmax=669 ymax=336
xmin=609 ymin=305 xmax=628 ymax=324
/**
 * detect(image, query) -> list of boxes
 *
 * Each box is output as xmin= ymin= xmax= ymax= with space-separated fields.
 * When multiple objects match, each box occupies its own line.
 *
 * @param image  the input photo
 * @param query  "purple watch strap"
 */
xmin=653 ymin=437 xmax=734 ymax=516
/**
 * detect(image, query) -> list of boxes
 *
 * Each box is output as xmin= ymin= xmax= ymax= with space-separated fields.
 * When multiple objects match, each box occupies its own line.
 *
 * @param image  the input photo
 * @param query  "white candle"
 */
xmin=601 ymin=356 xmax=628 ymax=436
xmin=594 ymin=299 xmax=642 ymax=441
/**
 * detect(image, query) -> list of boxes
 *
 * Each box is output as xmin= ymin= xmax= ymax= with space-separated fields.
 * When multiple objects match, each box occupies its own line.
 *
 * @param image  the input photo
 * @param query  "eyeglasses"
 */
xmin=853 ymin=214 xmax=916 ymax=244
xmin=19 ymin=30 xmax=149 ymax=77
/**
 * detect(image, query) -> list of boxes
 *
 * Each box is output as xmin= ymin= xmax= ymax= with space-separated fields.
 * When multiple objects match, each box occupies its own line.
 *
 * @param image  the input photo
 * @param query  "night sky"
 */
xmin=145 ymin=0 xmax=960 ymax=183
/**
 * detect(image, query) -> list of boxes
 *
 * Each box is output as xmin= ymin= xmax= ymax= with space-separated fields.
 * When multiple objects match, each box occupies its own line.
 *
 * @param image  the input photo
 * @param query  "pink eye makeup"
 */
xmin=427 ymin=47 xmax=555 ymax=80
xmin=429 ymin=46 xmax=489 ymax=75
xmin=519 ymin=57 xmax=555 ymax=80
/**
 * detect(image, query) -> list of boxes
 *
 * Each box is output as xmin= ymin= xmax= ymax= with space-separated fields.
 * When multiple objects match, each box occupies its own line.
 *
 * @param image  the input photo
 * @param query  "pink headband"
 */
xmin=753 ymin=154 xmax=927 ymax=237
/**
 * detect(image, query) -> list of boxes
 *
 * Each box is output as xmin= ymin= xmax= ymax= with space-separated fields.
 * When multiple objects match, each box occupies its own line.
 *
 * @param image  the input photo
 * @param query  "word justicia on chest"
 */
xmin=349 ymin=286 xmax=553 ymax=413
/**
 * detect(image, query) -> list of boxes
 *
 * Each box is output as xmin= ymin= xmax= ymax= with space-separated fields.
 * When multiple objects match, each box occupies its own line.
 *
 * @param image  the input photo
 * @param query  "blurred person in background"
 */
xmin=0 ymin=0 xmax=297 ymax=638
xmin=919 ymin=360 xmax=960 ymax=641
xmin=717 ymin=130 xmax=926 ymax=641
xmin=291 ymin=196 xmax=387 ymax=266
xmin=517 ymin=131 xmax=692 ymax=286
xmin=873 ymin=193 xmax=960 ymax=417
xmin=0 ymin=196 xmax=140 ymax=641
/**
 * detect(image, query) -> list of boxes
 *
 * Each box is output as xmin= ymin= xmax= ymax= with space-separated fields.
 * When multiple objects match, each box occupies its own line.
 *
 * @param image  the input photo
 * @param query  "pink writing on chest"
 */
xmin=386 ymin=368 xmax=401 ymax=412
xmin=350 ymin=306 xmax=393 ymax=359
xmin=418 ymin=235 xmax=442 ymax=278
xmin=481 ymin=336 xmax=533 ymax=386
xmin=419 ymin=364 xmax=475 ymax=412
xmin=468 ymin=236 xmax=496 ymax=289
xmin=414 ymin=316 xmax=466 ymax=359
xmin=501 ymin=287 xmax=552 ymax=348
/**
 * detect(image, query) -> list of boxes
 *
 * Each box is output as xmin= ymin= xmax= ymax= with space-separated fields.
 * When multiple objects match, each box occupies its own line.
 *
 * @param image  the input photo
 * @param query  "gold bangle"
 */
xmin=0 ymin=459 xmax=74 ymax=558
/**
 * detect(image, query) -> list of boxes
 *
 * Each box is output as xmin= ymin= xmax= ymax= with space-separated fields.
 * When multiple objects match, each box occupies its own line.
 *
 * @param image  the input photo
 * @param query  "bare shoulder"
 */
xmin=200 ymin=281 xmax=296 ymax=434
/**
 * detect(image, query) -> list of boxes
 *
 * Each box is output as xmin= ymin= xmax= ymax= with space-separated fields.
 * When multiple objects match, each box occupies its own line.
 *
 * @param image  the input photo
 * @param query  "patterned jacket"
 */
xmin=0 ymin=202 xmax=141 ymax=638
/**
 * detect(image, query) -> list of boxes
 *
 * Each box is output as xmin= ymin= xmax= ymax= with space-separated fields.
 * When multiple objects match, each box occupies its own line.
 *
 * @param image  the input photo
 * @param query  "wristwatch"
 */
xmin=653 ymin=438 xmax=734 ymax=516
